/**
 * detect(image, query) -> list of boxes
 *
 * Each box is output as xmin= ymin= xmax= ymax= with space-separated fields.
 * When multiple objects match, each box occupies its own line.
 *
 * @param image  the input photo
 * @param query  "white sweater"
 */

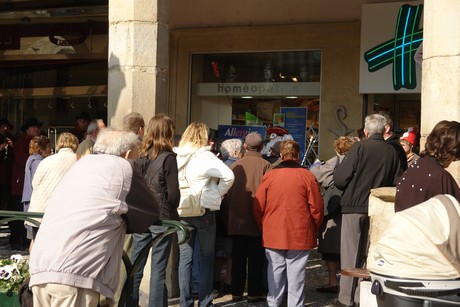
xmin=26 ymin=148 xmax=78 ymax=226
xmin=175 ymin=144 xmax=234 ymax=212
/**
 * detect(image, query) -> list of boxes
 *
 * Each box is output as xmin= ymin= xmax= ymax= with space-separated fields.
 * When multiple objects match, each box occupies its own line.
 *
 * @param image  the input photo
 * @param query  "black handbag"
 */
xmin=18 ymin=277 xmax=33 ymax=307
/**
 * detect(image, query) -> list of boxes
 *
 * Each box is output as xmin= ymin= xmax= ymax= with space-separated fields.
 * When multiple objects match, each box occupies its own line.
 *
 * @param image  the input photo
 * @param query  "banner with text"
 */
xmin=217 ymin=125 xmax=266 ymax=141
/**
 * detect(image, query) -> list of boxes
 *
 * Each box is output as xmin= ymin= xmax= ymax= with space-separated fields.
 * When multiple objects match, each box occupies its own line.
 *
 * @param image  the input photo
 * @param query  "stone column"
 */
xmin=107 ymin=0 xmax=169 ymax=128
xmin=421 ymin=0 xmax=460 ymax=181
xmin=107 ymin=0 xmax=178 ymax=300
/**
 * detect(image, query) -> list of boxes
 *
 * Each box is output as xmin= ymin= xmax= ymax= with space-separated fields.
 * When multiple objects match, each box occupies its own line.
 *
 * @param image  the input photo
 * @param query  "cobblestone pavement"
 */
xmin=0 ymin=226 xmax=338 ymax=307
xmin=167 ymin=250 xmax=339 ymax=307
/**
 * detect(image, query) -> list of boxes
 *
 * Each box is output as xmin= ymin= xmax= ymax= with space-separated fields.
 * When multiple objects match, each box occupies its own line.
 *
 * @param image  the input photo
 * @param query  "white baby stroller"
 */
xmin=368 ymin=194 xmax=460 ymax=306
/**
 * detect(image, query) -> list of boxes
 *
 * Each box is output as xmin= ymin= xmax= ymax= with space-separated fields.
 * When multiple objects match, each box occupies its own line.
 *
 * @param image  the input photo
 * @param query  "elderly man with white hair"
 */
xmin=331 ymin=114 xmax=402 ymax=307
xmin=29 ymin=128 xmax=160 ymax=307
xmin=220 ymin=138 xmax=243 ymax=167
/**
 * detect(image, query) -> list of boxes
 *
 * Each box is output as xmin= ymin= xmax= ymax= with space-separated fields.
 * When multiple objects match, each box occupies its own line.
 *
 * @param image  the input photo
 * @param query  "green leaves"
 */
xmin=0 ymin=255 xmax=29 ymax=293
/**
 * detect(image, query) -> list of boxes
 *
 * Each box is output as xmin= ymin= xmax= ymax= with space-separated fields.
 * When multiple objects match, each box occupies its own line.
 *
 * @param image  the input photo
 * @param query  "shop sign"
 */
xmin=360 ymin=1 xmax=423 ymax=93
xmin=194 ymin=82 xmax=320 ymax=97
xmin=217 ymin=125 xmax=266 ymax=140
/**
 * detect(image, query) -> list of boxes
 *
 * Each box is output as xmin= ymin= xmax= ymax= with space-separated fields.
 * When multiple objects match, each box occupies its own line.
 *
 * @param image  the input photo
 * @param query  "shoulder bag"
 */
xmin=177 ymin=152 xmax=205 ymax=217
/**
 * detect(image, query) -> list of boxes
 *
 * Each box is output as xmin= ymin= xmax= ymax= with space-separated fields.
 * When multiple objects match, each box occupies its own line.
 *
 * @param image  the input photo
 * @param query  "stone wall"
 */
xmin=367 ymin=187 xmax=396 ymax=267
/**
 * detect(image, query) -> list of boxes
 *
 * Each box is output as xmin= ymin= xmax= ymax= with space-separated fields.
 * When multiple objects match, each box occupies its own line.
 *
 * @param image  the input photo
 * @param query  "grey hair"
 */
xmin=383 ymin=114 xmax=393 ymax=128
xmin=93 ymin=127 xmax=139 ymax=156
xmin=364 ymin=114 xmax=386 ymax=136
xmin=220 ymin=138 xmax=243 ymax=159
xmin=87 ymin=120 xmax=98 ymax=133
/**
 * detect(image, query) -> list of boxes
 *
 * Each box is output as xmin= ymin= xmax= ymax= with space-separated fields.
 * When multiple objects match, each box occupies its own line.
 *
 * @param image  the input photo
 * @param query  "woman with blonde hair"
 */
xmin=26 ymin=132 xmax=79 ymax=248
xmin=175 ymin=122 xmax=234 ymax=307
xmin=129 ymin=113 xmax=180 ymax=307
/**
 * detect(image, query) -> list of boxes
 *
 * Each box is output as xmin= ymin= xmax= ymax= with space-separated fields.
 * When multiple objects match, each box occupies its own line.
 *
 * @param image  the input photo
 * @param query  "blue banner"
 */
xmin=280 ymin=107 xmax=308 ymax=160
xmin=218 ymin=125 xmax=266 ymax=141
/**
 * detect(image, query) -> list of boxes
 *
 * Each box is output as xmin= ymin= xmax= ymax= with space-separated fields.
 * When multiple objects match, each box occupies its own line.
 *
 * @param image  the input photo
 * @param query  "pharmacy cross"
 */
xmin=364 ymin=4 xmax=423 ymax=90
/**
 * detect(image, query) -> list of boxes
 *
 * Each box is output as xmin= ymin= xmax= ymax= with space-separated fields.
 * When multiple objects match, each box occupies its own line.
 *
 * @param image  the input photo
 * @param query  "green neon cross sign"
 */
xmin=364 ymin=4 xmax=423 ymax=90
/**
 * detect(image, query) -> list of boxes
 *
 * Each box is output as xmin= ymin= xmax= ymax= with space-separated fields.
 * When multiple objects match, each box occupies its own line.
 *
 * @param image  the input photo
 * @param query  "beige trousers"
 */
xmin=33 ymin=283 xmax=100 ymax=307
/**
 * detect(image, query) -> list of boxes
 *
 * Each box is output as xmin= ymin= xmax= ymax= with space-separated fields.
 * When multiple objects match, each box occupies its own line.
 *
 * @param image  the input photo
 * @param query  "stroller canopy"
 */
xmin=369 ymin=194 xmax=460 ymax=280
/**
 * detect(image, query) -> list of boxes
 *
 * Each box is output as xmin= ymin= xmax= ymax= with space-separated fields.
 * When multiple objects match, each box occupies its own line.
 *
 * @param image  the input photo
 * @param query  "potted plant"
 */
xmin=0 ymin=254 xmax=29 ymax=307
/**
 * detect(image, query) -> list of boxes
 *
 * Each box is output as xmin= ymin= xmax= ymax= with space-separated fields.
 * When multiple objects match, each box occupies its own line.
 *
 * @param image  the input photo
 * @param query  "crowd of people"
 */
xmin=0 ymin=111 xmax=459 ymax=307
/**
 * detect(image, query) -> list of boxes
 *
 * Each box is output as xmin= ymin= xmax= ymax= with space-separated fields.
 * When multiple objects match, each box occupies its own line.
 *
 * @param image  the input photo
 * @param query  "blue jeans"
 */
xmin=191 ymin=239 xmax=200 ymax=294
xmin=130 ymin=225 xmax=173 ymax=307
xmin=178 ymin=210 xmax=216 ymax=307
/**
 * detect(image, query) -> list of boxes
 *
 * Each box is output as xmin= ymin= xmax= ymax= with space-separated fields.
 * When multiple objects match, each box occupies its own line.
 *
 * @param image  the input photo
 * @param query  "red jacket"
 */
xmin=11 ymin=135 xmax=32 ymax=196
xmin=254 ymin=160 xmax=323 ymax=250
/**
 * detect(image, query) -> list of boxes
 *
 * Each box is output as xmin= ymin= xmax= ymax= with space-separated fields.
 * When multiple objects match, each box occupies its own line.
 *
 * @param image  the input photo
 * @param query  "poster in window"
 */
xmin=273 ymin=113 xmax=285 ymax=127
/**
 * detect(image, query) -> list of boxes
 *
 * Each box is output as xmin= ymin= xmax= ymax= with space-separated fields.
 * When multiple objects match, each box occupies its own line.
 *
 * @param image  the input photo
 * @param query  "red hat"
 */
xmin=400 ymin=129 xmax=416 ymax=146
xmin=266 ymin=126 xmax=289 ymax=136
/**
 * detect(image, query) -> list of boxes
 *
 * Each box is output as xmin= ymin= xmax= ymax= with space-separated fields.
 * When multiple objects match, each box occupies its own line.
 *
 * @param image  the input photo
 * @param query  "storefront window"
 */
xmin=366 ymin=93 xmax=421 ymax=133
xmin=0 ymin=61 xmax=107 ymax=138
xmin=0 ymin=25 xmax=108 ymax=137
xmin=190 ymin=51 xmax=321 ymax=162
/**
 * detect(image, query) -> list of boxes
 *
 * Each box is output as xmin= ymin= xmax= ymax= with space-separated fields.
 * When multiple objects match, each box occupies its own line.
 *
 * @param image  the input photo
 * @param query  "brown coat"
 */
xmin=225 ymin=151 xmax=272 ymax=236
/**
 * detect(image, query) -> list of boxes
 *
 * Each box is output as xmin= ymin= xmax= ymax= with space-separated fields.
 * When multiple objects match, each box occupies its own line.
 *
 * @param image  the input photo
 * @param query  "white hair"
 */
xmin=87 ymin=120 xmax=98 ymax=133
xmin=93 ymin=127 xmax=139 ymax=156
xmin=220 ymin=138 xmax=243 ymax=159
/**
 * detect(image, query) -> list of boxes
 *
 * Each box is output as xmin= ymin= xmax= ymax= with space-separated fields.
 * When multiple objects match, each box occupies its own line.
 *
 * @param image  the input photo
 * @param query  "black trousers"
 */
xmin=7 ymin=195 xmax=28 ymax=248
xmin=231 ymin=235 xmax=266 ymax=297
